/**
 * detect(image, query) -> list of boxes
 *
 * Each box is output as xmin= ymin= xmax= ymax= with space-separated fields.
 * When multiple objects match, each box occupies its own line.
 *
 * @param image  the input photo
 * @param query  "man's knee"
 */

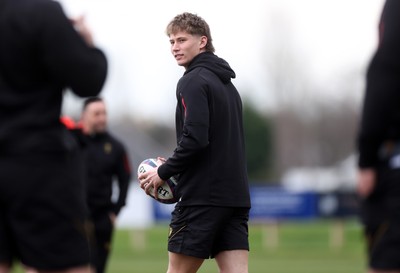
xmin=215 ymin=250 xmax=248 ymax=273
xmin=167 ymin=252 xmax=203 ymax=273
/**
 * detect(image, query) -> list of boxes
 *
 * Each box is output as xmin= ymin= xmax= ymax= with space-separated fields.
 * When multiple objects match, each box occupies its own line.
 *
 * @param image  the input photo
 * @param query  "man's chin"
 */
xmin=94 ymin=127 xmax=107 ymax=134
xmin=177 ymin=60 xmax=188 ymax=67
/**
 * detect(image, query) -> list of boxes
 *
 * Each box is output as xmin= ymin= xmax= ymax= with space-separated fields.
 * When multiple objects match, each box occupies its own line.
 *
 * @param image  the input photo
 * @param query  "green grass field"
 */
xmin=12 ymin=220 xmax=368 ymax=273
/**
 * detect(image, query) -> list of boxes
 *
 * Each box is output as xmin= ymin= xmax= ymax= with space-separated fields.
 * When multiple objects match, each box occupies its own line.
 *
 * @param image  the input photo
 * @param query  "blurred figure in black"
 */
xmin=0 ymin=0 xmax=107 ymax=272
xmin=357 ymin=0 xmax=400 ymax=272
xmin=77 ymin=97 xmax=132 ymax=273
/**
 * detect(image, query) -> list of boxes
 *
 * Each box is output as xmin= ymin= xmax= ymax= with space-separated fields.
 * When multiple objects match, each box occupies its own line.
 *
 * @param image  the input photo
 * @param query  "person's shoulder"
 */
xmin=32 ymin=0 xmax=62 ymax=9
xmin=35 ymin=0 xmax=65 ymax=18
xmin=183 ymin=60 xmax=215 ymax=81
xmin=10 ymin=0 xmax=65 ymax=27
xmin=5 ymin=0 xmax=56 ymax=16
xmin=179 ymin=66 xmax=209 ymax=86
xmin=12 ymin=0 xmax=62 ymax=13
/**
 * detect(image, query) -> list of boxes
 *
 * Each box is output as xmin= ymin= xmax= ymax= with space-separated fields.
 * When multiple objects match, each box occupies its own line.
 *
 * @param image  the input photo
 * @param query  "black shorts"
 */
xmin=365 ymin=221 xmax=400 ymax=270
xmin=360 ymin=165 xmax=400 ymax=227
xmin=0 ymin=151 xmax=91 ymax=270
xmin=362 ymin=164 xmax=400 ymax=270
xmin=168 ymin=206 xmax=249 ymax=259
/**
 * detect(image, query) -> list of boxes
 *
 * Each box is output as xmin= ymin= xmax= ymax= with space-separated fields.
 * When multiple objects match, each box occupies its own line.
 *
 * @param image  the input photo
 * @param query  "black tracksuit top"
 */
xmin=358 ymin=0 xmax=400 ymax=168
xmin=76 ymin=132 xmax=131 ymax=215
xmin=0 ymin=0 xmax=107 ymax=155
xmin=158 ymin=52 xmax=251 ymax=208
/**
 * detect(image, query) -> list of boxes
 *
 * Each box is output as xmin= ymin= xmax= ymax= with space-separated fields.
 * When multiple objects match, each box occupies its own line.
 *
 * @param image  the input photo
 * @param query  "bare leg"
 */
xmin=215 ymin=250 xmax=248 ymax=273
xmin=167 ymin=252 xmax=204 ymax=273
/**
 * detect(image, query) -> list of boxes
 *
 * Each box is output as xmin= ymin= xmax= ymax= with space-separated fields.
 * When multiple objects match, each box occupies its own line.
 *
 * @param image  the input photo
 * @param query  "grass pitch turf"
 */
xmin=12 ymin=220 xmax=367 ymax=273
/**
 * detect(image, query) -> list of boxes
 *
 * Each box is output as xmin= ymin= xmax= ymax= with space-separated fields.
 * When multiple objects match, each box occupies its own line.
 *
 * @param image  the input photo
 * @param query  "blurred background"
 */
xmin=53 ymin=0 xmax=385 ymax=272
xmin=59 ymin=0 xmax=384 ymax=186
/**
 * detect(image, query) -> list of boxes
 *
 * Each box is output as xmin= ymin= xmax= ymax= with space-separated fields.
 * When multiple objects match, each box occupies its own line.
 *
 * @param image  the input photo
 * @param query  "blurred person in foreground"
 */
xmin=74 ymin=97 xmax=132 ymax=273
xmin=0 ymin=0 xmax=107 ymax=272
xmin=357 ymin=0 xmax=400 ymax=272
xmin=138 ymin=12 xmax=251 ymax=273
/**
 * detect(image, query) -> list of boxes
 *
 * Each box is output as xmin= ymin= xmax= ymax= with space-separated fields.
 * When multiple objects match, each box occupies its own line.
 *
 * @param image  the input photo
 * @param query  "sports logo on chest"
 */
xmin=104 ymin=142 xmax=113 ymax=154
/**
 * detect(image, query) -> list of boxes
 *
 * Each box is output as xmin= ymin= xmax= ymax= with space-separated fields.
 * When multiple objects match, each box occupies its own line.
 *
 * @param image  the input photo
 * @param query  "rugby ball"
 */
xmin=137 ymin=158 xmax=178 ymax=204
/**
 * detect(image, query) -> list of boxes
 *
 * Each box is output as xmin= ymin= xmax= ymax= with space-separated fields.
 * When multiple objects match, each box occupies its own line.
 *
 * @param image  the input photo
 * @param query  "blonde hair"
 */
xmin=166 ymin=12 xmax=215 ymax=53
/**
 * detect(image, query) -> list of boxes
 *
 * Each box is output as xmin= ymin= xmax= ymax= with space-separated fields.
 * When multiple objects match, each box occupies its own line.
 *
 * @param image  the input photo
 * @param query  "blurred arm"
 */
xmin=112 ymin=146 xmax=132 ymax=215
xmin=39 ymin=1 xmax=108 ymax=97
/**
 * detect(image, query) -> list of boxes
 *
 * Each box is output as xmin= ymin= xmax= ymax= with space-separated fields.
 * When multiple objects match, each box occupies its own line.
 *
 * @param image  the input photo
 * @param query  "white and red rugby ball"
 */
xmin=137 ymin=158 xmax=178 ymax=204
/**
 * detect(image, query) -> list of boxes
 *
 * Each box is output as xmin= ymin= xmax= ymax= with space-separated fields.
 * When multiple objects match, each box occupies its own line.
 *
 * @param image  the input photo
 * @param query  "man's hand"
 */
xmin=357 ymin=168 xmax=376 ymax=198
xmin=157 ymin=157 xmax=166 ymax=164
xmin=70 ymin=15 xmax=94 ymax=47
xmin=138 ymin=166 xmax=165 ymax=200
xmin=109 ymin=212 xmax=116 ymax=226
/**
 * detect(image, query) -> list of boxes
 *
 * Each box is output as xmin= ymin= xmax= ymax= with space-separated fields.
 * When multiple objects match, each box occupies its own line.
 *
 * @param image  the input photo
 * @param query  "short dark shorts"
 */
xmin=365 ymin=221 xmax=400 ymax=270
xmin=0 ymin=151 xmax=91 ymax=270
xmin=361 ymin=164 xmax=400 ymax=270
xmin=168 ymin=205 xmax=250 ymax=259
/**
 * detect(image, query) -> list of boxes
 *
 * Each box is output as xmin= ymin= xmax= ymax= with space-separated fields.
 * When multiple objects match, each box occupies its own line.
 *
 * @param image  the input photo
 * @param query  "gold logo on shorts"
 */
xmin=169 ymin=227 xmax=173 ymax=238
xmin=168 ymin=225 xmax=186 ymax=240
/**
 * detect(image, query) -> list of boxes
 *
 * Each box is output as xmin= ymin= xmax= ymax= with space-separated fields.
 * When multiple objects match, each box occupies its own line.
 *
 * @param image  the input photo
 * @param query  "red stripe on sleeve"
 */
xmin=181 ymin=97 xmax=187 ymax=118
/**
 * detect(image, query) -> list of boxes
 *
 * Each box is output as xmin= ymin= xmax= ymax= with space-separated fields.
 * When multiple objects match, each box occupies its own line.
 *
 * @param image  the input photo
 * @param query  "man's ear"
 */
xmin=200 ymin=36 xmax=208 ymax=50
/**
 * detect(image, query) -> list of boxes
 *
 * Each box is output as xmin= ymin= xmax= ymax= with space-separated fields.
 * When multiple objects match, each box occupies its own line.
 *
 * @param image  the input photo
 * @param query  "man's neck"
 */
xmin=82 ymin=126 xmax=93 ymax=135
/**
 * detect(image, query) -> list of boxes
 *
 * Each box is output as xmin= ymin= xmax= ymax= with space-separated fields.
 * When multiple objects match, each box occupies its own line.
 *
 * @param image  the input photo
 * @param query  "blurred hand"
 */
xmin=357 ymin=168 xmax=376 ymax=198
xmin=70 ymin=15 xmax=94 ymax=47
xmin=109 ymin=212 xmax=116 ymax=226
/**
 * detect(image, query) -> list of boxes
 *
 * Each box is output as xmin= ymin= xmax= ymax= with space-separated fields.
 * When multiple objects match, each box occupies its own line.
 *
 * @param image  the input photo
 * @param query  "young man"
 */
xmin=357 ymin=0 xmax=400 ymax=272
xmin=138 ymin=12 xmax=251 ymax=273
xmin=76 ymin=97 xmax=132 ymax=273
xmin=0 ymin=0 xmax=107 ymax=273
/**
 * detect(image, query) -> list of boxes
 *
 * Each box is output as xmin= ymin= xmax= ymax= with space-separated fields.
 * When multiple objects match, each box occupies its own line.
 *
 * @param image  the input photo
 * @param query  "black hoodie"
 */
xmin=358 ymin=0 xmax=400 ymax=168
xmin=158 ymin=52 xmax=251 ymax=208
